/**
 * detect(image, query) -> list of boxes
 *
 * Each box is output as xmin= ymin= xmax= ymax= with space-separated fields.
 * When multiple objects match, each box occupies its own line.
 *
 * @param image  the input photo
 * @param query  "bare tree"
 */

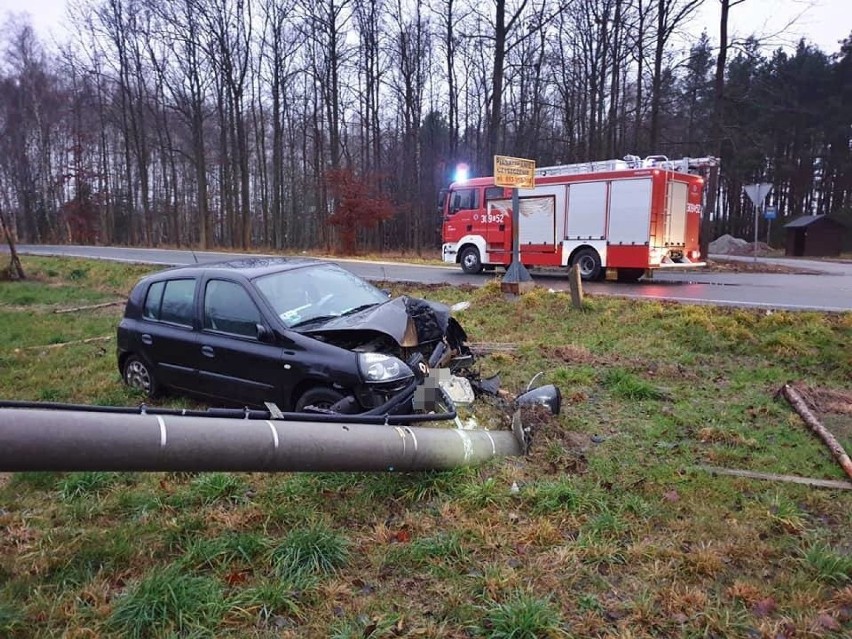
xmin=699 ymin=0 xmax=746 ymax=256
xmin=353 ymin=0 xmax=384 ymax=173
xmin=387 ymin=0 xmax=430 ymax=250
xmin=260 ymin=0 xmax=302 ymax=248
xmin=0 ymin=19 xmax=60 ymax=242
xmin=431 ymin=0 xmax=470 ymax=156
xmin=0 ymin=198 xmax=26 ymax=280
xmin=299 ymin=0 xmax=353 ymax=246
xmin=648 ymin=0 xmax=705 ymax=149
xmin=144 ymin=0 xmax=215 ymax=248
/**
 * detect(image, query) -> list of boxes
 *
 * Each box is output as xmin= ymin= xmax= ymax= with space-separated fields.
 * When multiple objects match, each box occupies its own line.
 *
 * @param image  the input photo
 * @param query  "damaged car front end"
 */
xmin=297 ymin=295 xmax=474 ymax=413
xmin=117 ymin=258 xmax=474 ymax=416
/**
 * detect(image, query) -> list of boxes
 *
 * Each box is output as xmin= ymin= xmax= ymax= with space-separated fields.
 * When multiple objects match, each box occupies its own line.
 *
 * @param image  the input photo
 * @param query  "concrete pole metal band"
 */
xmin=0 ymin=408 xmax=527 ymax=473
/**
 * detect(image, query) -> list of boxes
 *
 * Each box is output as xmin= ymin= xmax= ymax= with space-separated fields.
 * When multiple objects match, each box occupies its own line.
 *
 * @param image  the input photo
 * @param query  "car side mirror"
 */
xmin=256 ymin=324 xmax=274 ymax=343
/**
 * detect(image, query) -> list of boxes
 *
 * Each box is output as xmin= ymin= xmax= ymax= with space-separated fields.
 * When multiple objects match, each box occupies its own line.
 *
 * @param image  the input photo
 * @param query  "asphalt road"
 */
xmin=7 ymin=244 xmax=852 ymax=312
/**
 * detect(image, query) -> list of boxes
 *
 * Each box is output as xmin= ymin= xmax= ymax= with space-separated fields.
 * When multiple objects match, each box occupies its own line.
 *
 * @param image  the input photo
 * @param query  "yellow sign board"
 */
xmin=494 ymin=155 xmax=536 ymax=189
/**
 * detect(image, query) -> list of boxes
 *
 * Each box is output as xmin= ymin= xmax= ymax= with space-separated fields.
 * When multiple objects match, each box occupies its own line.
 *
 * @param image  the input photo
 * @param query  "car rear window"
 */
xmin=143 ymin=279 xmax=195 ymax=326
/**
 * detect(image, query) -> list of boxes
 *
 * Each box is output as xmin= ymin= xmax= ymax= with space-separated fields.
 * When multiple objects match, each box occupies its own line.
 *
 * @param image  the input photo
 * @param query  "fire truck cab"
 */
xmin=440 ymin=155 xmax=716 ymax=281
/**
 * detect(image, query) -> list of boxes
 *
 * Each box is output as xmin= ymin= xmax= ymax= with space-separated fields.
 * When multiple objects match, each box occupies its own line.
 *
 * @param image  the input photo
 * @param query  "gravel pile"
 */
xmin=710 ymin=234 xmax=776 ymax=256
xmin=730 ymin=241 xmax=775 ymax=256
xmin=709 ymin=234 xmax=749 ymax=254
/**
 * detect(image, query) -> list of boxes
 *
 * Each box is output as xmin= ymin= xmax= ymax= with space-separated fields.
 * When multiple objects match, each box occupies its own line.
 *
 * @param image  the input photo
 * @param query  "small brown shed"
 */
xmin=783 ymin=215 xmax=846 ymax=257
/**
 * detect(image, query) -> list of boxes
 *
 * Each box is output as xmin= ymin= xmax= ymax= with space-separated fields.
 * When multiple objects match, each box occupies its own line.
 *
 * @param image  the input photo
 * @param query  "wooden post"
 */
xmin=0 ymin=204 xmax=25 ymax=280
xmin=697 ymin=465 xmax=852 ymax=490
xmin=568 ymin=264 xmax=584 ymax=309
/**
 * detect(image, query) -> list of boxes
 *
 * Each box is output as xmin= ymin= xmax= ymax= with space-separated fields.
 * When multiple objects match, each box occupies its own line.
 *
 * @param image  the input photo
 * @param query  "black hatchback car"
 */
xmin=117 ymin=258 xmax=469 ymax=412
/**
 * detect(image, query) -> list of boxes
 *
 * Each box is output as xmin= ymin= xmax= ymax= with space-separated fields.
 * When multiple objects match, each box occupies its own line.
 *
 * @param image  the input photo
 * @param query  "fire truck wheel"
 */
xmin=460 ymin=246 xmax=483 ymax=274
xmin=572 ymin=248 xmax=602 ymax=281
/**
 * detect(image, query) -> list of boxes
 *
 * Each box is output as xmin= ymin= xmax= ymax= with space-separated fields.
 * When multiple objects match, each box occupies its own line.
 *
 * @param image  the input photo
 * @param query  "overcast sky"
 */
xmin=1 ymin=0 xmax=850 ymax=56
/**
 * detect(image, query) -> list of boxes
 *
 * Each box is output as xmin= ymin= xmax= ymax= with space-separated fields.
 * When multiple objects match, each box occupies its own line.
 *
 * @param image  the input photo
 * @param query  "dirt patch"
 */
xmin=546 ymin=344 xmax=599 ymax=365
xmin=0 ymin=473 xmax=10 ymax=490
xmin=705 ymin=259 xmax=820 ymax=275
xmin=783 ymin=384 xmax=852 ymax=448
xmin=528 ymin=424 xmax=592 ymax=475
xmin=805 ymin=387 xmax=852 ymax=416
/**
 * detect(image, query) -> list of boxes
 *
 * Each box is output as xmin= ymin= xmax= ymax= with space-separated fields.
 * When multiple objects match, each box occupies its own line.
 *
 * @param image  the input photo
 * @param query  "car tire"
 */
xmin=460 ymin=246 xmax=483 ymax=274
xmin=123 ymin=355 xmax=159 ymax=398
xmin=295 ymin=387 xmax=346 ymax=412
xmin=572 ymin=248 xmax=603 ymax=281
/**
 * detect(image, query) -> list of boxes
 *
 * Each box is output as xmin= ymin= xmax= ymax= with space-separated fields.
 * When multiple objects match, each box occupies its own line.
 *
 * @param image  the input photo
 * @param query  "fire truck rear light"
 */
xmin=689 ymin=250 xmax=701 ymax=260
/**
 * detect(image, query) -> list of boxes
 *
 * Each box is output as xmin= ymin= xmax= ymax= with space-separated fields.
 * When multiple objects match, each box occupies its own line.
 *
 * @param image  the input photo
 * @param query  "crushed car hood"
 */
xmin=300 ymin=296 xmax=459 ymax=347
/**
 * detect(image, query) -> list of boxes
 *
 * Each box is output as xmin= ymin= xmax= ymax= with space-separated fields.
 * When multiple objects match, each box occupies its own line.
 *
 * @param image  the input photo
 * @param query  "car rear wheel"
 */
xmin=123 ymin=355 xmax=159 ymax=397
xmin=295 ymin=387 xmax=345 ymax=412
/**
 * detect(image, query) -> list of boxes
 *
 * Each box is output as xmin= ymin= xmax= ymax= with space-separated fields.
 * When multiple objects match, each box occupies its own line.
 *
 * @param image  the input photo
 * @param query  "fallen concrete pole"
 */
xmin=0 ymin=408 xmax=527 ymax=473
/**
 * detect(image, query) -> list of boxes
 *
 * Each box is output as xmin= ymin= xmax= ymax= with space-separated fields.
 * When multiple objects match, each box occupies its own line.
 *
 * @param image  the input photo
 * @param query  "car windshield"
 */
xmin=252 ymin=263 xmax=389 ymax=328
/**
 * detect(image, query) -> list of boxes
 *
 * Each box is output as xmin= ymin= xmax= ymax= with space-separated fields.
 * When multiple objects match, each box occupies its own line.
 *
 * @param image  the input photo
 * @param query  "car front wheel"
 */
xmin=295 ymin=387 xmax=345 ymax=412
xmin=123 ymin=355 xmax=159 ymax=397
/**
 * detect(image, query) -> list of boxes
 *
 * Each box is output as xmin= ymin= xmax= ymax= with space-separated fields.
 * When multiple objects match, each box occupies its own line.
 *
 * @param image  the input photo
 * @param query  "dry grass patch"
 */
xmin=697 ymin=426 xmax=758 ymax=448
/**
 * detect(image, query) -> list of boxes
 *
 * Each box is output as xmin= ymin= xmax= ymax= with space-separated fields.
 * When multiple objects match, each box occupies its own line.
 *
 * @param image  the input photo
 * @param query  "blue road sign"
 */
xmin=764 ymin=205 xmax=777 ymax=220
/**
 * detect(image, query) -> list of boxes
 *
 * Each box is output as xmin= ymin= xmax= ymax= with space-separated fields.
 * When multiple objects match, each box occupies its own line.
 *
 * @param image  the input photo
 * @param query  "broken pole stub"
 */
xmin=501 ymin=278 xmax=535 ymax=295
xmin=568 ymin=264 xmax=584 ymax=308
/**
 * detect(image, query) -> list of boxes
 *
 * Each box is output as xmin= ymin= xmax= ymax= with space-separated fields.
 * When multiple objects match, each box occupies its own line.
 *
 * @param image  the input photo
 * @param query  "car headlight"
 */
xmin=358 ymin=353 xmax=414 ymax=383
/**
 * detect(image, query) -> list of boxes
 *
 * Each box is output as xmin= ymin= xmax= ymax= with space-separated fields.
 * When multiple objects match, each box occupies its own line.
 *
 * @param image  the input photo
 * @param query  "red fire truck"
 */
xmin=440 ymin=155 xmax=717 ymax=281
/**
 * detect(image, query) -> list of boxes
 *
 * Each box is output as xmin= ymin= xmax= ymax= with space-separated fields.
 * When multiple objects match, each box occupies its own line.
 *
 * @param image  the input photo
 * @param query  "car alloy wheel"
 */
xmin=124 ymin=356 xmax=157 ymax=397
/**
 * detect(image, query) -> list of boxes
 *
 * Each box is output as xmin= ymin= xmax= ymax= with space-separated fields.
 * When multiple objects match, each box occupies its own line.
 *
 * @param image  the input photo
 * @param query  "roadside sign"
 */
xmin=764 ymin=205 xmax=777 ymax=220
xmin=494 ymin=155 xmax=536 ymax=189
xmin=743 ymin=184 xmax=774 ymax=262
xmin=743 ymin=183 xmax=773 ymax=208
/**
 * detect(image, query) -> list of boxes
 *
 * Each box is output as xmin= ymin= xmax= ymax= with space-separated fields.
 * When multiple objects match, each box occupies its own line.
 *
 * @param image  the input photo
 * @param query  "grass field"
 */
xmin=1 ymin=255 xmax=851 ymax=638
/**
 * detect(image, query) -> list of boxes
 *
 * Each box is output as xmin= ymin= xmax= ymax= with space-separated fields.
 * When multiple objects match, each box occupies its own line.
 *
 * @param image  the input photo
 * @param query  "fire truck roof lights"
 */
xmin=454 ymin=163 xmax=470 ymax=183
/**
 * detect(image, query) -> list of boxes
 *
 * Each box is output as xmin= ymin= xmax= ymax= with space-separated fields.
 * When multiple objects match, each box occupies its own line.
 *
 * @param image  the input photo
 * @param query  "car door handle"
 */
xmin=201 ymin=345 xmax=215 ymax=358
xmin=141 ymin=334 xmax=153 ymax=345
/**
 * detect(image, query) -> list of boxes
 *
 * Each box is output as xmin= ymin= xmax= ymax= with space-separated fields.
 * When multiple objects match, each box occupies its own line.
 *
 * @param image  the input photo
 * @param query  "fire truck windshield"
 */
xmin=450 ymin=188 xmax=478 ymax=213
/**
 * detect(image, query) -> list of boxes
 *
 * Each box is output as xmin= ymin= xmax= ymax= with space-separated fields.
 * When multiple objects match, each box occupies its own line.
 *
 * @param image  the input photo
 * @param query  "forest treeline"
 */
xmin=0 ymin=0 xmax=850 ymax=253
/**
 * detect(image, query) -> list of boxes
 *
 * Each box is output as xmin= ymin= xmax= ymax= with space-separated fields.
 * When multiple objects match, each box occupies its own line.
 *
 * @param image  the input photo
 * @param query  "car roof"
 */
xmin=147 ymin=257 xmax=328 ymax=281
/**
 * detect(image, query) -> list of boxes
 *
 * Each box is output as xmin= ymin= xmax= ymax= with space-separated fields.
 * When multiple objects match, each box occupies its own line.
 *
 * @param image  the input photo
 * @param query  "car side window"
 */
xmin=159 ymin=279 xmax=196 ymax=326
xmin=143 ymin=281 xmax=165 ymax=320
xmin=143 ymin=279 xmax=194 ymax=325
xmin=204 ymin=279 xmax=262 ymax=338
